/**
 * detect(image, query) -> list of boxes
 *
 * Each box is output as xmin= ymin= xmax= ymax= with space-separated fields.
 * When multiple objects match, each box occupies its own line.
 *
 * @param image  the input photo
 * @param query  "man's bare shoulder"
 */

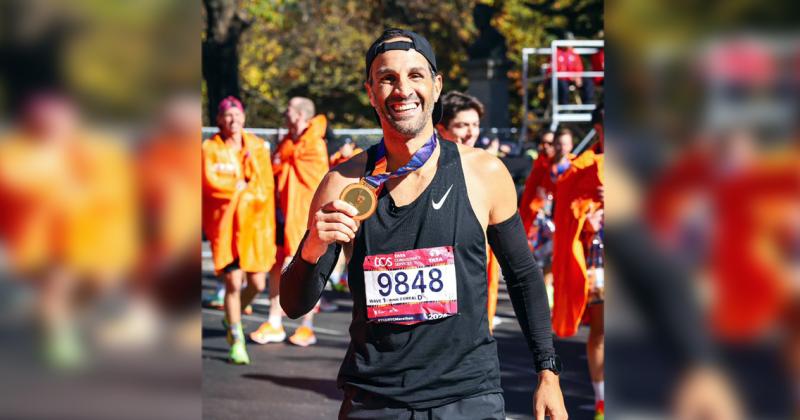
xmin=322 ymin=148 xmax=368 ymax=193
xmin=455 ymin=143 xmax=511 ymax=181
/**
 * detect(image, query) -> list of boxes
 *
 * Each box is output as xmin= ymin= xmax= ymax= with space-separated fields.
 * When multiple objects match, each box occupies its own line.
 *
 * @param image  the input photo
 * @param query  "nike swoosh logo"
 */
xmin=432 ymin=185 xmax=453 ymax=210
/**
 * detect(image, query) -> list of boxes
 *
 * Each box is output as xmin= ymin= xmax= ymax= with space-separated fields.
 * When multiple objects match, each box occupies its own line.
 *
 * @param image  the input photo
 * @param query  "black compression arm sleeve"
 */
xmin=279 ymin=231 xmax=341 ymax=319
xmin=487 ymin=212 xmax=556 ymax=366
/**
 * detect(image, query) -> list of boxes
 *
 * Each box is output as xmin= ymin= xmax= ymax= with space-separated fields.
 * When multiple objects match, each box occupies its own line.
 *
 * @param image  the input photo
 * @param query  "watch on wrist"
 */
xmin=536 ymin=354 xmax=562 ymax=375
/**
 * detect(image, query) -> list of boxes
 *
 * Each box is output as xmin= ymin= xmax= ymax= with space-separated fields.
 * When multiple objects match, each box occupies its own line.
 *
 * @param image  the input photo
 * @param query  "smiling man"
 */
xmin=279 ymin=29 xmax=567 ymax=419
xmin=436 ymin=90 xmax=484 ymax=147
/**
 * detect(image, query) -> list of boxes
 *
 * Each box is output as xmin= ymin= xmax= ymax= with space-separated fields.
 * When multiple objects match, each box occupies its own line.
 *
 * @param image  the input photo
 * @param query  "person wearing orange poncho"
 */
xmin=646 ymin=130 xmax=798 ymax=341
xmin=550 ymin=111 xmax=605 ymax=418
xmin=136 ymin=95 xmax=202 ymax=352
xmin=519 ymin=130 xmax=557 ymax=233
xmin=250 ymin=97 xmax=329 ymax=347
xmin=435 ymin=91 xmax=504 ymax=332
xmin=330 ymin=137 xmax=363 ymax=167
xmin=519 ymin=129 xmax=577 ymax=310
xmin=0 ymin=93 xmax=138 ymax=367
xmin=202 ymin=96 xmax=276 ymax=365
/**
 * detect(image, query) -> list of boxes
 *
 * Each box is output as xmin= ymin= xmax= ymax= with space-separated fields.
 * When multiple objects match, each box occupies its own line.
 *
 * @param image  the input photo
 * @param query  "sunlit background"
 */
xmin=606 ymin=0 xmax=799 ymax=418
xmin=0 ymin=1 xmax=201 ymax=419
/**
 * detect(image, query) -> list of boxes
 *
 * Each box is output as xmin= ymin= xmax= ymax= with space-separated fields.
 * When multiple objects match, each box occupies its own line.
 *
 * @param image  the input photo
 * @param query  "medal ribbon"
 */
xmin=364 ymin=133 xmax=437 ymax=190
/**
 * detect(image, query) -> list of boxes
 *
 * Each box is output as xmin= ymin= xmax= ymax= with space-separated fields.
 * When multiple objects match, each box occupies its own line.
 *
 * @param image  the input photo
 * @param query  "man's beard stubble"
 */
xmin=377 ymin=98 xmax=431 ymax=137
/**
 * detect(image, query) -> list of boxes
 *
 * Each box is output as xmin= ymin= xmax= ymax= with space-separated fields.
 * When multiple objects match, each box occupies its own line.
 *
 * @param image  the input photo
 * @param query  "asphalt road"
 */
xmin=202 ymin=249 xmax=595 ymax=420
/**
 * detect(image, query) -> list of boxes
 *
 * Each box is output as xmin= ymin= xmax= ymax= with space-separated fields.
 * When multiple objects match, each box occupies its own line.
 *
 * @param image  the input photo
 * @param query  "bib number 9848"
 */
xmin=376 ymin=268 xmax=443 ymax=296
xmin=363 ymin=246 xmax=458 ymax=324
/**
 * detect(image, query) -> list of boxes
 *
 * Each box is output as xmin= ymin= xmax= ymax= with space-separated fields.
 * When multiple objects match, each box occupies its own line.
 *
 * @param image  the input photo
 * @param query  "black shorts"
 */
xmin=222 ymin=259 xmax=240 ymax=273
xmin=338 ymin=386 xmax=505 ymax=420
xmin=276 ymin=221 xmax=285 ymax=246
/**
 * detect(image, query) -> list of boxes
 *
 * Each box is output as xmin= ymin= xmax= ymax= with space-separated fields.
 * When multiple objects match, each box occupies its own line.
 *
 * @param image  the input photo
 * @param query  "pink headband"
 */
xmin=217 ymin=96 xmax=244 ymax=115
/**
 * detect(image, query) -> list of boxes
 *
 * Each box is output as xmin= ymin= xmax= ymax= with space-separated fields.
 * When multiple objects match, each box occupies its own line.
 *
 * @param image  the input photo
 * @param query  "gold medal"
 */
xmin=339 ymin=180 xmax=378 ymax=221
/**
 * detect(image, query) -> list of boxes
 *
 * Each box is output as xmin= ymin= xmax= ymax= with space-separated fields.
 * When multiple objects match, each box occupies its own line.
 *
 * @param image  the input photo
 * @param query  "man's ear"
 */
xmin=433 ymin=74 xmax=443 ymax=103
xmin=364 ymin=81 xmax=376 ymax=108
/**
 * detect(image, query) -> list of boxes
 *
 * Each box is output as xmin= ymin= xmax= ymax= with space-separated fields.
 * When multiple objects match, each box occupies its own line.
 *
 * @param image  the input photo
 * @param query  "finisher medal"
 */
xmin=339 ymin=180 xmax=378 ymax=221
xmin=339 ymin=134 xmax=438 ymax=221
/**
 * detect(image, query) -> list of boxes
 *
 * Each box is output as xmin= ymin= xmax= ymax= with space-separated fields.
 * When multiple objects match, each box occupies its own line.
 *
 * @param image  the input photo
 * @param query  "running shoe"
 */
xmin=228 ymin=340 xmax=250 ymax=365
xmin=44 ymin=327 xmax=85 ymax=370
xmin=249 ymin=322 xmax=286 ymax=344
xmin=203 ymin=285 xmax=226 ymax=310
xmin=594 ymin=400 xmax=604 ymax=420
xmin=203 ymin=296 xmax=224 ymax=310
xmin=288 ymin=326 xmax=317 ymax=347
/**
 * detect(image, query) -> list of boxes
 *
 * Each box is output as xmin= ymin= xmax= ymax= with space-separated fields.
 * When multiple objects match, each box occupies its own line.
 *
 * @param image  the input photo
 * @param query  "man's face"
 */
xmin=365 ymin=39 xmax=442 ymax=138
xmin=540 ymin=132 xmax=555 ymax=158
xmin=284 ymin=100 xmax=305 ymax=131
xmin=555 ymin=132 xmax=573 ymax=158
xmin=219 ymin=107 xmax=245 ymax=137
xmin=440 ymin=109 xmax=481 ymax=147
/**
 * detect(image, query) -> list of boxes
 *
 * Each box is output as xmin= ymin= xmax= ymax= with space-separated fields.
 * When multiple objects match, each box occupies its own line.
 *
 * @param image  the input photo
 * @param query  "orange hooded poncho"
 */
xmin=551 ymin=151 xmax=604 ymax=337
xmin=646 ymin=148 xmax=798 ymax=340
xmin=0 ymin=133 xmax=138 ymax=280
xmin=202 ymin=132 xmax=276 ymax=274
xmin=273 ymin=115 xmax=330 ymax=256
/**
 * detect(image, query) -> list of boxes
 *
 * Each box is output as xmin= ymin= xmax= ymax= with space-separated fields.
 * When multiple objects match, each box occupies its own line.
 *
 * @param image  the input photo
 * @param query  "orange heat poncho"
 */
xmin=551 ymin=151 xmax=604 ymax=337
xmin=519 ymin=153 xmax=577 ymax=233
xmin=646 ymin=148 xmax=799 ymax=340
xmin=519 ymin=155 xmax=554 ymax=233
xmin=202 ymin=132 xmax=276 ymax=274
xmin=0 ymin=133 xmax=138 ymax=279
xmin=273 ymin=115 xmax=330 ymax=256
xmin=139 ymin=135 xmax=201 ymax=265
xmin=330 ymin=147 xmax=363 ymax=168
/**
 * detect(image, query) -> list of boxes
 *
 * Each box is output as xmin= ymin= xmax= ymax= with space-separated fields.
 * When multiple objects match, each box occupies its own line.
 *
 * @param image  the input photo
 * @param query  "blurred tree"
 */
xmin=202 ymin=0 xmax=251 ymax=123
xmin=202 ymin=0 xmax=602 ymax=129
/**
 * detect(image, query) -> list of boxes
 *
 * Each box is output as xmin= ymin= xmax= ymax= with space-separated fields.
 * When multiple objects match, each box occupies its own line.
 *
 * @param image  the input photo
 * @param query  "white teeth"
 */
xmin=391 ymin=103 xmax=418 ymax=112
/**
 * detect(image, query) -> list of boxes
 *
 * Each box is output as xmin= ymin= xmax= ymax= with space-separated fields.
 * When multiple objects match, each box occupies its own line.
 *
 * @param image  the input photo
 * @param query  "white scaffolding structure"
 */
xmin=520 ymin=39 xmax=604 ymax=142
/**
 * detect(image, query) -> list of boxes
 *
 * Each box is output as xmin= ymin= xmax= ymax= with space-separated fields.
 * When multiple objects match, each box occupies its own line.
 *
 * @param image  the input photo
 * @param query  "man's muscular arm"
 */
xmin=466 ymin=150 xmax=567 ymax=420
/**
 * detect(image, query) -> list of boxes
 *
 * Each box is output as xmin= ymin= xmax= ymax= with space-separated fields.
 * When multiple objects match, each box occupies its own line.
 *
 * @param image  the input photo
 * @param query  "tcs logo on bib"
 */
xmin=373 ymin=256 xmax=393 ymax=268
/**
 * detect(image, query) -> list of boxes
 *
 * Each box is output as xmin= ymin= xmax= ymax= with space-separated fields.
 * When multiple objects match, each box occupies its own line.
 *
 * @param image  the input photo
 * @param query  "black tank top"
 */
xmin=337 ymin=139 xmax=501 ymax=408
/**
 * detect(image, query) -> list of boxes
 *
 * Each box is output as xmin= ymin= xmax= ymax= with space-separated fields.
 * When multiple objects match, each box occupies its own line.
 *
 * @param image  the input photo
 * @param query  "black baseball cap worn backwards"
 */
xmin=365 ymin=28 xmax=442 ymax=124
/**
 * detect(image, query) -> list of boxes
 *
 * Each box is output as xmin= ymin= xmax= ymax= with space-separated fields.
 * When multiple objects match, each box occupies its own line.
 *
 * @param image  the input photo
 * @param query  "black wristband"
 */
xmin=279 ymin=231 xmax=341 ymax=319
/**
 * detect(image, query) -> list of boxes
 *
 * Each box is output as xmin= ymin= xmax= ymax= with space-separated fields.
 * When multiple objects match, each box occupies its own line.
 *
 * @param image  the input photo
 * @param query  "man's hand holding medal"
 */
xmin=300 ymin=199 xmax=360 ymax=264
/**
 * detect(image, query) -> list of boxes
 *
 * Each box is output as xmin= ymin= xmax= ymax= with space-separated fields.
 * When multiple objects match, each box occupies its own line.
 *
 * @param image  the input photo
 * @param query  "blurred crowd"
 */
xmin=605 ymin=31 xmax=800 ymax=418
xmin=0 ymin=90 xmax=203 ymax=355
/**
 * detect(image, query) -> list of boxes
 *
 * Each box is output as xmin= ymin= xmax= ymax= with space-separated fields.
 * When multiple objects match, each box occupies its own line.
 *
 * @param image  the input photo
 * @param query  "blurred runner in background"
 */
xmin=251 ymin=97 xmax=329 ymax=347
xmin=0 ymin=92 xmax=138 ymax=368
xmin=202 ymin=96 xmax=276 ymax=364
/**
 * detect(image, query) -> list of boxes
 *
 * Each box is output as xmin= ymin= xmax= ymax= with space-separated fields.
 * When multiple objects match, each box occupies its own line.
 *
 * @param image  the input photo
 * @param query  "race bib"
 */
xmin=363 ymin=246 xmax=458 ymax=325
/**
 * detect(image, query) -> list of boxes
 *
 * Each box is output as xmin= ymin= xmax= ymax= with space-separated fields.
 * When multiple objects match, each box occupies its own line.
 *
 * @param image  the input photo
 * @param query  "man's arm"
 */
xmin=481 ymin=155 xmax=556 ymax=366
xmin=474 ymin=151 xmax=567 ymax=420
